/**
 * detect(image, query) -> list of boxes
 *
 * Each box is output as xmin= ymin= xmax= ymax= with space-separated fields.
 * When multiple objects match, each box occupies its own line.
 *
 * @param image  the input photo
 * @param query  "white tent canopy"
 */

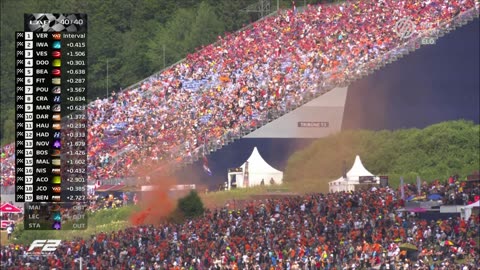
xmin=329 ymin=177 xmax=348 ymax=193
xmin=329 ymin=155 xmax=378 ymax=193
xmin=227 ymin=147 xmax=283 ymax=189
xmin=346 ymin=155 xmax=374 ymax=179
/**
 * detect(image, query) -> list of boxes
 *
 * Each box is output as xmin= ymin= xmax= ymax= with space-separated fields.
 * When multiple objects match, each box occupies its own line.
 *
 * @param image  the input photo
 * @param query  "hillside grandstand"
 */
xmin=1 ymin=1 xmax=479 ymax=190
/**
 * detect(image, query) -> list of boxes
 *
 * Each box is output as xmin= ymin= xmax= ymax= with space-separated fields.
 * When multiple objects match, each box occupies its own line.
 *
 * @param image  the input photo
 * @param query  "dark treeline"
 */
xmin=0 ymin=0 xmax=341 ymax=145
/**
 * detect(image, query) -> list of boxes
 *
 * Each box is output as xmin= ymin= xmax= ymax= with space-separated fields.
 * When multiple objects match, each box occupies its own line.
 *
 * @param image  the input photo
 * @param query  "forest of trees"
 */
xmin=0 ymin=0 xmax=340 ymax=145
xmin=284 ymin=120 xmax=480 ymax=187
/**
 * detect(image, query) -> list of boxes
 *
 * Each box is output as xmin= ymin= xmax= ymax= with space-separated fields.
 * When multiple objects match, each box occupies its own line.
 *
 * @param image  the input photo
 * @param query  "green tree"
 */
xmin=189 ymin=2 xmax=225 ymax=48
xmin=177 ymin=190 xmax=205 ymax=219
xmin=213 ymin=0 xmax=255 ymax=32
xmin=1 ymin=118 xmax=14 ymax=144
xmin=146 ymin=8 xmax=197 ymax=68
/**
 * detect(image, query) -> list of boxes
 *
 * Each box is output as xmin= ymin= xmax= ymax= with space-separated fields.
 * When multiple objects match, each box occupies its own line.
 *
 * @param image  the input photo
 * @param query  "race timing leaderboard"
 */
xmin=15 ymin=14 xmax=88 ymax=230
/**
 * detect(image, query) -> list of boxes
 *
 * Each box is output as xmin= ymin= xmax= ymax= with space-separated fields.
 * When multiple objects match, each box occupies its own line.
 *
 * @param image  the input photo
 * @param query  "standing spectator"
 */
xmin=133 ymin=193 xmax=138 ymax=205
xmin=122 ymin=192 xmax=129 ymax=206
xmin=6 ymin=224 xmax=13 ymax=240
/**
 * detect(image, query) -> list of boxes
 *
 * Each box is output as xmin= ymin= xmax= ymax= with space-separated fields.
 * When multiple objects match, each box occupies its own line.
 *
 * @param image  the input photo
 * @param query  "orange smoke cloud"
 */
xmin=130 ymin=163 xmax=177 ymax=225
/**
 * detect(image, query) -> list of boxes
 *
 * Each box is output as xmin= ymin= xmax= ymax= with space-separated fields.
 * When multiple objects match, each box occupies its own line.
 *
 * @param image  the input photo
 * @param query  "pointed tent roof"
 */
xmin=0 ymin=203 xmax=22 ymax=213
xmin=346 ymin=155 xmax=373 ymax=177
xmin=242 ymin=147 xmax=282 ymax=173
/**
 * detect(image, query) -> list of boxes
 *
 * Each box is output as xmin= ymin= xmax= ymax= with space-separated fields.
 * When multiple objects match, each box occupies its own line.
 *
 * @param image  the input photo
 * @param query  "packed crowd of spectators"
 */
xmin=1 ymin=144 xmax=15 ymax=187
xmin=1 ymin=0 xmax=478 ymax=186
xmin=401 ymin=176 xmax=480 ymax=206
xmin=1 ymin=179 xmax=479 ymax=269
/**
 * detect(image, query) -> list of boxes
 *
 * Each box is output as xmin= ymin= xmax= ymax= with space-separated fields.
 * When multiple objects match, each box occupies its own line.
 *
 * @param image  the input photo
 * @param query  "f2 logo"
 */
xmin=27 ymin=240 xmax=61 ymax=252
